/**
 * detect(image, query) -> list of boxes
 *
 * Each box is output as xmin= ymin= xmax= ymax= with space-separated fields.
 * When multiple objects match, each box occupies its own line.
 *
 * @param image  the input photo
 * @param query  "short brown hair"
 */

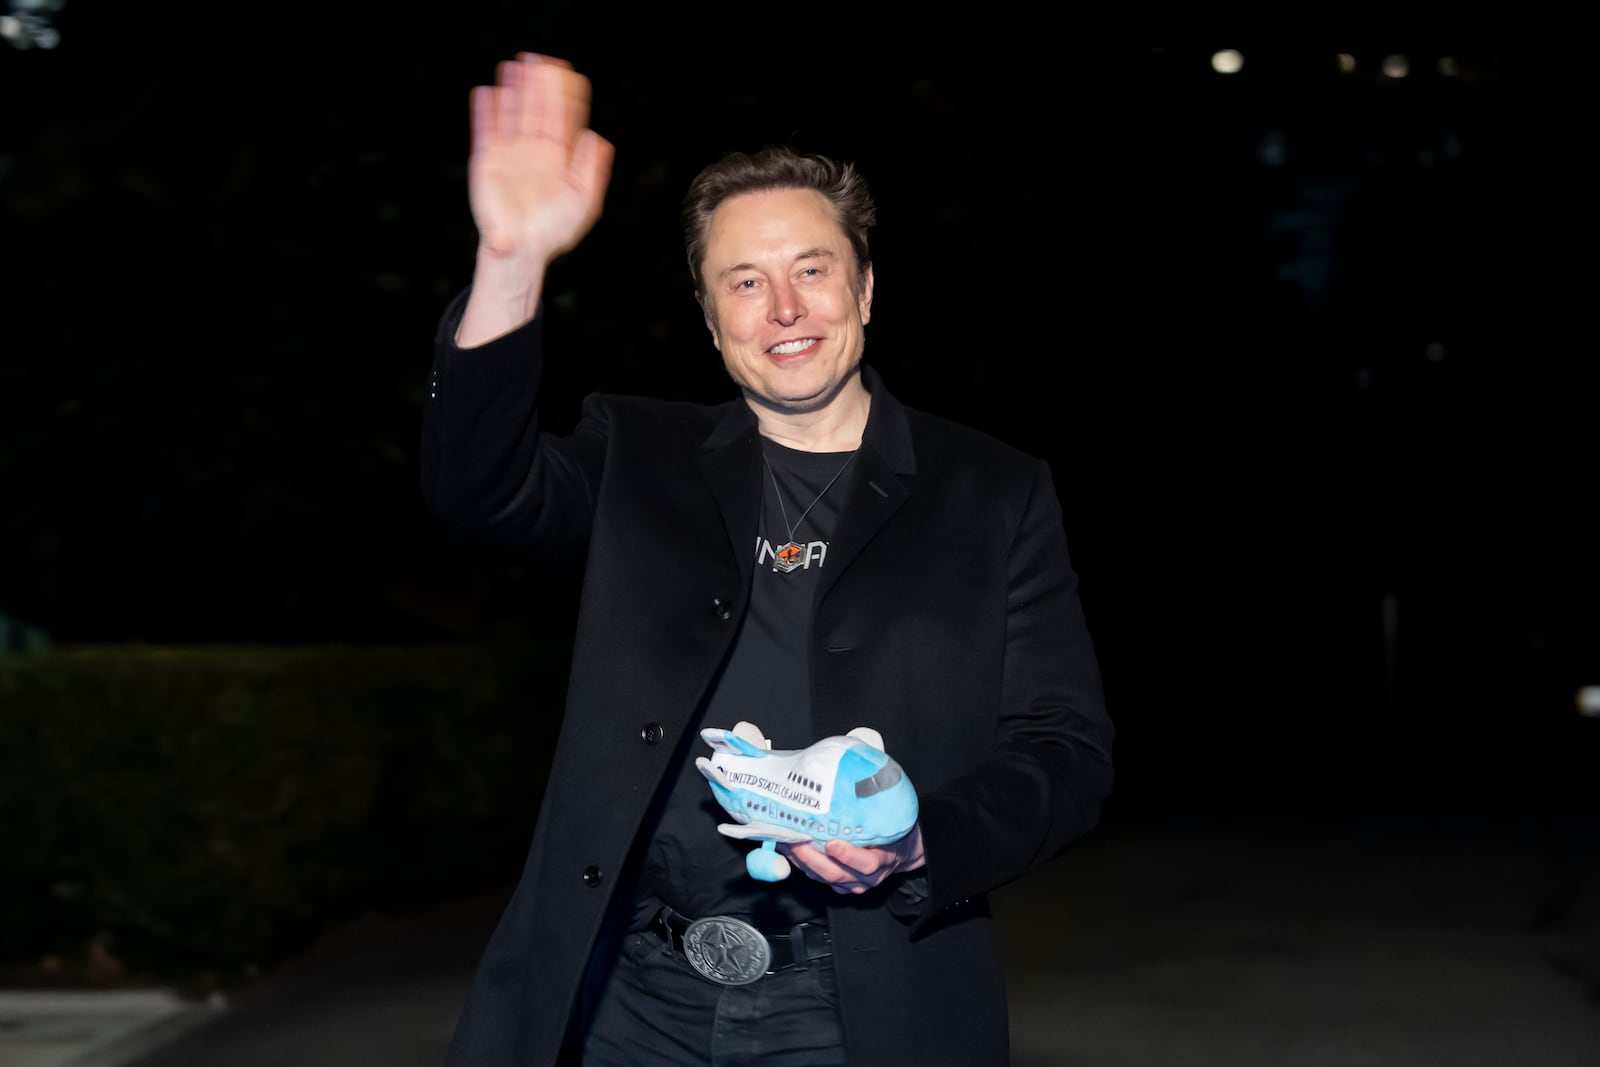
xmin=683 ymin=146 xmax=875 ymax=306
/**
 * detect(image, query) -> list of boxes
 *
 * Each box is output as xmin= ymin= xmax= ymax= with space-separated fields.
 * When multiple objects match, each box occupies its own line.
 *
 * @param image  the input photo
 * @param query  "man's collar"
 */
xmin=859 ymin=364 xmax=915 ymax=476
xmin=701 ymin=365 xmax=916 ymax=477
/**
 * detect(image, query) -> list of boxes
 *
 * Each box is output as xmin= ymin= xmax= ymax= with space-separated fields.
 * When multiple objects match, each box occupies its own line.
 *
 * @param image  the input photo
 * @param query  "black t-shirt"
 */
xmin=633 ymin=437 xmax=860 ymax=930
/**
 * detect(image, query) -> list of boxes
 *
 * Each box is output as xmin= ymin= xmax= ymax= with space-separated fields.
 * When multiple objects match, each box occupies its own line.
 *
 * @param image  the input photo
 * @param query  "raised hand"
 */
xmin=457 ymin=53 xmax=615 ymax=346
xmin=469 ymin=53 xmax=613 ymax=261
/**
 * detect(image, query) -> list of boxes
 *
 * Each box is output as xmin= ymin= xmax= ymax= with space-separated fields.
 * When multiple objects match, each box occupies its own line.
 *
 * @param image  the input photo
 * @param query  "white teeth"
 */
xmin=768 ymin=339 xmax=814 ymax=355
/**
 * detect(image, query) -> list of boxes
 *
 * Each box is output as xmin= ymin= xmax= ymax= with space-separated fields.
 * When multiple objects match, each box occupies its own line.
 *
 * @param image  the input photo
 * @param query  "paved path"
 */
xmin=5 ymin=808 xmax=1596 ymax=1066
xmin=1002 ymin=809 xmax=1600 ymax=1066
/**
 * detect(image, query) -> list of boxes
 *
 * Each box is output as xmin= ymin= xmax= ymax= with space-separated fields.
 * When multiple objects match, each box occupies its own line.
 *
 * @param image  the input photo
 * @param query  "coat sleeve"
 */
xmin=419 ymin=290 xmax=608 ymax=558
xmin=907 ymin=459 xmax=1114 ymax=931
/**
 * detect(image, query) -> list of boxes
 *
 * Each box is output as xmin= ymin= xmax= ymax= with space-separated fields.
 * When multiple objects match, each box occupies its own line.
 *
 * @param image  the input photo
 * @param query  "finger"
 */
xmin=517 ymin=55 xmax=552 ymax=141
xmin=782 ymin=842 xmax=840 ymax=879
xmin=515 ymin=51 xmax=570 ymax=70
xmin=782 ymin=841 xmax=827 ymax=869
xmin=469 ymin=84 xmax=496 ymax=154
xmin=822 ymin=839 xmax=887 ymax=877
xmin=523 ymin=59 xmax=590 ymax=150
xmin=786 ymin=843 xmax=869 ymax=889
xmin=493 ymin=59 xmax=523 ymax=144
xmin=572 ymin=130 xmax=615 ymax=224
xmin=558 ymin=69 xmax=593 ymax=151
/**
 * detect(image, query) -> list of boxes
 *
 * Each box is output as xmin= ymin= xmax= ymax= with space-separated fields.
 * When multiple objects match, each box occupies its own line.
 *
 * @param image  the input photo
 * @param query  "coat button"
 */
xmin=582 ymin=865 xmax=603 ymax=888
xmin=641 ymin=722 xmax=665 ymax=745
xmin=711 ymin=596 xmax=732 ymax=620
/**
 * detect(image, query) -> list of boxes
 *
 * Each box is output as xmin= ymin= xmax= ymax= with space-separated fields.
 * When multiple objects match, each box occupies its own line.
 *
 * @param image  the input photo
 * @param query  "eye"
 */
xmin=736 ymin=279 xmax=758 ymax=290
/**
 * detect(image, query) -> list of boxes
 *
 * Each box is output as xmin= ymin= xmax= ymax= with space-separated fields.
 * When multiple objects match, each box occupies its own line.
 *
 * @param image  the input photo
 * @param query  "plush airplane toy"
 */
xmin=696 ymin=721 xmax=919 ymax=882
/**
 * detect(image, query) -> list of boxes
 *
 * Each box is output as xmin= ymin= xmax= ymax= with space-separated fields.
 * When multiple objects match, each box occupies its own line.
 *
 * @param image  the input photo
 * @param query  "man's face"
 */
xmin=700 ymin=188 xmax=874 ymax=415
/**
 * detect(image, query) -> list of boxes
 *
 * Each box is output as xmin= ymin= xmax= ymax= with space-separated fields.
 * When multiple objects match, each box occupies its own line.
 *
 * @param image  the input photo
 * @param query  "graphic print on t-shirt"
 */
xmin=754 ymin=535 xmax=829 ymax=571
xmin=756 ymin=440 xmax=856 ymax=576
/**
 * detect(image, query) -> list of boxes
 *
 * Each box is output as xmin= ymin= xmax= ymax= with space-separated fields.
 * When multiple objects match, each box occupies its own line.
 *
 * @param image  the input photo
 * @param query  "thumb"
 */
xmin=571 ymin=130 xmax=614 ymax=228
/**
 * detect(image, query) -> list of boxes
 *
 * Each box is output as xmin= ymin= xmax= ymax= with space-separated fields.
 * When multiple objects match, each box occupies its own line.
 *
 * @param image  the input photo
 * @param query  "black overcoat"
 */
xmin=421 ymin=299 xmax=1114 ymax=1066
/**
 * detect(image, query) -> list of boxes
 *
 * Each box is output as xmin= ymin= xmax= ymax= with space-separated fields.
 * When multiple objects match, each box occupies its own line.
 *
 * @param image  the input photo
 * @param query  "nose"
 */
xmin=769 ymin=278 xmax=804 ymax=327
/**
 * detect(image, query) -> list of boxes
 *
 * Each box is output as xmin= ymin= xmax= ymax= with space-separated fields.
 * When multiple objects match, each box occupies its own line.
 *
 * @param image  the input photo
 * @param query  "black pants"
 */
xmin=580 ymin=929 xmax=848 ymax=1066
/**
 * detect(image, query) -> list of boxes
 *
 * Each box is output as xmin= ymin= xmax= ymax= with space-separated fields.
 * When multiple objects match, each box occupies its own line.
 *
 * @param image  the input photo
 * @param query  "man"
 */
xmin=422 ymin=53 xmax=1114 ymax=1066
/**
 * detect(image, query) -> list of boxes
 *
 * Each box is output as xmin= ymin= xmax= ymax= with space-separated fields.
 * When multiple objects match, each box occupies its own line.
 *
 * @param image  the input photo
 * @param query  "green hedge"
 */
xmin=0 ymin=641 xmax=570 ymax=980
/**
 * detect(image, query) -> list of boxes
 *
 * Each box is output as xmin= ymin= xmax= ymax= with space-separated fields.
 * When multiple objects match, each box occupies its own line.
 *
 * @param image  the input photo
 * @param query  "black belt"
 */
xmin=652 ymin=906 xmax=832 ymax=987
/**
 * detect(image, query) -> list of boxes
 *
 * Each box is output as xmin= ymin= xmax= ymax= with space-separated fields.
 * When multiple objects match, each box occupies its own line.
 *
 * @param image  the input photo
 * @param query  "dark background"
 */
xmin=2 ymin=3 xmax=1593 ymax=819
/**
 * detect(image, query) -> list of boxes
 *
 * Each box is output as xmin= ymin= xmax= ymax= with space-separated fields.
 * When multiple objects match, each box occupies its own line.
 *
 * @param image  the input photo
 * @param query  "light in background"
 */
xmin=1212 ymin=49 xmax=1244 ymax=74
xmin=1579 ymin=686 xmax=1600 ymax=719
xmin=1 ymin=0 xmax=64 ymax=49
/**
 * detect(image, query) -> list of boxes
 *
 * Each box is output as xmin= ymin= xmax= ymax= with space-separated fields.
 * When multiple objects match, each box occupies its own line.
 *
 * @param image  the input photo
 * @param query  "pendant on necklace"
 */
xmin=772 ymin=542 xmax=806 ymax=573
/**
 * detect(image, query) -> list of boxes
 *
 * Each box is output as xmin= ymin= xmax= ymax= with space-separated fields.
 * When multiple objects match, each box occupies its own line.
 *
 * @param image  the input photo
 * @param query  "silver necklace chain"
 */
xmin=764 ymin=451 xmax=857 ymax=543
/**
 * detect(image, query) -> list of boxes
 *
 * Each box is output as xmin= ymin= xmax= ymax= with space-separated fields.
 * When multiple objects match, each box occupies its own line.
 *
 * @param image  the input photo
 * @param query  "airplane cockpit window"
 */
xmin=854 ymin=763 xmax=903 ymax=798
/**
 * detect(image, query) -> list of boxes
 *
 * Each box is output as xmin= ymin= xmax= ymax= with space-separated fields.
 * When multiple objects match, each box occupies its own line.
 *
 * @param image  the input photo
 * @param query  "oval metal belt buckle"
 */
xmin=683 ymin=915 xmax=771 ymax=986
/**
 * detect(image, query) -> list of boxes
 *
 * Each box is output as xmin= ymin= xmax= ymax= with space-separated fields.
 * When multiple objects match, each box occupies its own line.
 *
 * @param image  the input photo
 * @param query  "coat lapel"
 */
xmin=816 ymin=443 xmax=906 ymax=592
xmin=817 ymin=366 xmax=917 ymax=596
xmin=696 ymin=400 xmax=763 ymax=585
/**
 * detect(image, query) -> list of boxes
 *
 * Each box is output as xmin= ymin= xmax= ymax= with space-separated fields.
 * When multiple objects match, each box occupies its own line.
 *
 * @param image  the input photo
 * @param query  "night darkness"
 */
xmin=2 ymin=5 xmax=1594 ymax=816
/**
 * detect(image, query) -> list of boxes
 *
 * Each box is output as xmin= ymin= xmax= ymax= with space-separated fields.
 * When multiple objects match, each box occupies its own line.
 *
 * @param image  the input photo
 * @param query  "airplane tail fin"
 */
xmin=699 ymin=720 xmax=772 ymax=758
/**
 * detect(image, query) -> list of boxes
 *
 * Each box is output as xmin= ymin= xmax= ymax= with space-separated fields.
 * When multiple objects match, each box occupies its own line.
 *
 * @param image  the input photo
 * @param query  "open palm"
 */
xmin=468 ymin=53 xmax=613 ymax=263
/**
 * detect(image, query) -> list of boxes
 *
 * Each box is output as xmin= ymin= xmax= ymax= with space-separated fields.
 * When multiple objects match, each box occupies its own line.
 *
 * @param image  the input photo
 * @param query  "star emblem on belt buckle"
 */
xmin=683 ymin=916 xmax=771 ymax=985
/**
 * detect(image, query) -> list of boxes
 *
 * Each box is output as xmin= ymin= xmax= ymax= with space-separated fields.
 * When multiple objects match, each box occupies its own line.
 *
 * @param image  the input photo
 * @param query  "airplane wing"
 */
xmin=715 ymin=821 xmax=813 ymax=845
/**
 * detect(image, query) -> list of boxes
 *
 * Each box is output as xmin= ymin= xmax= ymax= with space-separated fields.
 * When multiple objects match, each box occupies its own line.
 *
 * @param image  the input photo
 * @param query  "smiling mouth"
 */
xmin=768 ymin=338 xmax=819 ymax=356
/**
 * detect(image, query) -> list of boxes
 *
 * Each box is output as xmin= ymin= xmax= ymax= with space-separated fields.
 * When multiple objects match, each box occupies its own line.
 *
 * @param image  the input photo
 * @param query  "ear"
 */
xmin=858 ymin=263 xmax=874 ymax=326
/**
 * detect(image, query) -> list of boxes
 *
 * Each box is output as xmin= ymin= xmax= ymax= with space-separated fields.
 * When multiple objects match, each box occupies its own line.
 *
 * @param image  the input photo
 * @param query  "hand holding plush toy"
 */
xmin=695 ymin=721 xmax=919 ymax=882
